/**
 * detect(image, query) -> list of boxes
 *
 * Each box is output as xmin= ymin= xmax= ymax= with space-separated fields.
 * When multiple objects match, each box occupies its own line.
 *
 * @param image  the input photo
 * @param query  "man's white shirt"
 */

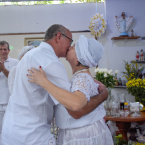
xmin=0 ymin=57 xmax=18 ymax=104
xmin=2 ymin=42 xmax=71 ymax=145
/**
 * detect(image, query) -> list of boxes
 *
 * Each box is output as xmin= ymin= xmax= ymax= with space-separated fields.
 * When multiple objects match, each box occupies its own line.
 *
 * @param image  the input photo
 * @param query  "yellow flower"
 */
xmin=123 ymin=61 xmax=144 ymax=81
xmin=126 ymin=78 xmax=145 ymax=104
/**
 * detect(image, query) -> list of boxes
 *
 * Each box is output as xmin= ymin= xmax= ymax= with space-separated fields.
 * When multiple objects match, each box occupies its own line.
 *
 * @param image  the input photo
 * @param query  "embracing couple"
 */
xmin=2 ymin=24 xmax=113 ymax=145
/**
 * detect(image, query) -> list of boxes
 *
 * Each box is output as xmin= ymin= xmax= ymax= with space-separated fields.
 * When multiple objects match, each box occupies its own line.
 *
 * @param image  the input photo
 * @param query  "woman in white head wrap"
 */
xmin=27 ymin=35 xmax=113 ymax=145
xmin=8 ymin=45 xmax=34 ymax=94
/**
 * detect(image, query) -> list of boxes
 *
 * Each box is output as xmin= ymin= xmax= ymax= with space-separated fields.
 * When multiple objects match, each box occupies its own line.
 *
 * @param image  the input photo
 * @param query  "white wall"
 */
xmin=0 ymin=1 xmax=145 ymax=102
xmin=104 ymin=0 xmax=145 ymax=101
xmin=0 ymin=2 xmax=105 ymax=79
xmin=0 ymin=3 xmax=102 ymax=33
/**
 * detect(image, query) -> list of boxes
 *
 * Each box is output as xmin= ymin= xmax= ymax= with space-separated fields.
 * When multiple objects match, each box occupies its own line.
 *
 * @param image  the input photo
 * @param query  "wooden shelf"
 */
xmin=114 ymin=86 xmax=126 ymax=88
xmin=131 ymin=60 xmax=145 ymax=63
xmin=111 ymin=36 xmax=141 ymax=40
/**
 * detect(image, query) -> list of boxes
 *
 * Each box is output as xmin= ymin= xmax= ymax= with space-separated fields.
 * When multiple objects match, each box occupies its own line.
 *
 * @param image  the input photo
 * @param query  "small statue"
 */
xmin=140 ymin=49 xmax=144 ymax=61
xmin=136 ymin=51 xmax=140 ymax=61
xmin=131 ymin=29 xmax=134 ymax=37
xmin=115 ymin=12 xmax=133 ymax=37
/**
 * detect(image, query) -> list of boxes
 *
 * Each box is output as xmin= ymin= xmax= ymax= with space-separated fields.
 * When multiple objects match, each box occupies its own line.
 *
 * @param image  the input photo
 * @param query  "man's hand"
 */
xmin=0 ymin=60 xmax=9 ymax=77
xmin=0 ymin=59 xmax=4 ymax=72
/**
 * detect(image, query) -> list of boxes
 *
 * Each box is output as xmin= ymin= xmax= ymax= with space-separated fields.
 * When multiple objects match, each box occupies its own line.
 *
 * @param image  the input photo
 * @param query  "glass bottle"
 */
xmin=118 ymin=93 xmax=126 ymax=110
xmin=111 ymin=95 xmax=120 ymax=117
xmin=118 ymin=93 xmax=126 ymax=116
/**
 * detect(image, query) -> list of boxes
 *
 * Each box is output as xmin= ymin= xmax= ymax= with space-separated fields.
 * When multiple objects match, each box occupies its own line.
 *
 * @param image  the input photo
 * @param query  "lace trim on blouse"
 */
xmin=70 ymin=73 xmax=99 ymax=101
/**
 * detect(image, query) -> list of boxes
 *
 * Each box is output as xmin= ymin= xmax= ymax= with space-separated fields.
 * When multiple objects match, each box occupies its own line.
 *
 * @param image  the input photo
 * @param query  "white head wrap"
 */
xmin=75 ymin=35 xmax=104 ymax=68
xmin=18 ymin=45 xmax=35 ymax=60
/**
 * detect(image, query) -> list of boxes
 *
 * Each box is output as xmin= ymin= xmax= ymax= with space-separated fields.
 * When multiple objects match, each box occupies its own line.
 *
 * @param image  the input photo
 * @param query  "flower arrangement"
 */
xmin=89 ymin=13 xmax=107 ymax=37
xmin=123 ymin=61 xmax=145 ymax=104
xmin=133 ymin=143 xmax=145 ymax=145
xmin=94 ymin=68 xmax=119 ymax=88
xmin=123 ymin=61 xmax=144 ymax=81
xmin=126 ymin=78 xmax=145 ymax=104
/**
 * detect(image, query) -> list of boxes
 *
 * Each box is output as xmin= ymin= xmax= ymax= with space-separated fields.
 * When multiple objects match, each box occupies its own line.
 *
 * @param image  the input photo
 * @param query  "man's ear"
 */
xmin=55 ymin=32 xmax=61 ymax=44
xmin=55 ymin=32 xmax=61 ymax=43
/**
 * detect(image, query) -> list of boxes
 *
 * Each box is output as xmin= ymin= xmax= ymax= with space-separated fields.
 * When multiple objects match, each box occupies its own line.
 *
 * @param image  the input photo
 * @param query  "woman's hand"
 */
xmin=27 ymin=66 xmax=47 ymax=87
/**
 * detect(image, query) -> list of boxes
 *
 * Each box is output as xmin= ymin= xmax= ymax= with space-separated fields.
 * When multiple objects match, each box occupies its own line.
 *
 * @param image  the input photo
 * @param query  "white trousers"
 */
xmin=0 ymin=104 xmax=7 ymax=133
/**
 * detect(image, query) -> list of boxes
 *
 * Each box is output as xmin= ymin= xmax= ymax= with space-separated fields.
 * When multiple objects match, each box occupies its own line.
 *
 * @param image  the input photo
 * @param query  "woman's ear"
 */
xmin=76 ymin=58 xmax=79 ymax=63
xmin=76 ymin=60 xmax=80 ymax=66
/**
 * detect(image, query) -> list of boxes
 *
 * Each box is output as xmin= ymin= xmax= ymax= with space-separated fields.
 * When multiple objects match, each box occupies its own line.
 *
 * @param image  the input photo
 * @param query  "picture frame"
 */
xmin=24 ymin=37 xmax=44 ymax=47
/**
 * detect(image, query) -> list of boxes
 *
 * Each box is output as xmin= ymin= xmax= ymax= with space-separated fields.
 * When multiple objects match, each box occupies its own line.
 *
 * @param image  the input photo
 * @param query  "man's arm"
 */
xmin=66 ymin=82 xmax=108 ymax=119
xmin=0 ymin=60 xmax=9 ymax=77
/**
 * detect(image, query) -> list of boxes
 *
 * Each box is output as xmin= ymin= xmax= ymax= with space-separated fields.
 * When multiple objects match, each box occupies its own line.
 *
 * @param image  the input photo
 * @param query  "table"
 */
xmin=105 ymin=112 xmax=145 ymax=140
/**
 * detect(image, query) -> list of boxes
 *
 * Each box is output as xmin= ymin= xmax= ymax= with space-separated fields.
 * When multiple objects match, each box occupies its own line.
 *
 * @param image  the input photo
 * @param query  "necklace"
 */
xmin=72 ymin=68 xmax=89 ymax=77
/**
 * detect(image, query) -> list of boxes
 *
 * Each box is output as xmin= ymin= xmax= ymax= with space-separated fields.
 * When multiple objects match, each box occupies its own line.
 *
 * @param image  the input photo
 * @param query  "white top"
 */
xmin=8 ymin=65 xmax=17 ymax=95
xmin=55 ymin=73 xmax=106 ymax=129
xmin=0 ymin=57 xmax=18 ymax=104
xmin=2 ymin=42 xmax=71 ymax=145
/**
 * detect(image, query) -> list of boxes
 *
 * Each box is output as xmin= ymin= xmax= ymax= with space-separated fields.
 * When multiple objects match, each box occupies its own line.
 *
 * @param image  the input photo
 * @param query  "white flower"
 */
xmin=108 ymin=70 xmax=113 ymax=75
xmin=115 ymin=70 xmax=119 ymax=74
xmin=99 ymin=68 xmax=103 ymax=73
xmin=103 ymin=68 xmax=108 ymax=73
xmin=104 ymin=73 xmax=108 ymax=77
xmin=95 ymin=68 xmax=100 ymax=73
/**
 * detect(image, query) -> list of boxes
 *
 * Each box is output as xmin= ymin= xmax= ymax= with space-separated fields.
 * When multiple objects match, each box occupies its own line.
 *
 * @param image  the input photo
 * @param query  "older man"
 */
xmin=2 ymin=25 xmax=108 ymax=145
xmin=0 ymin=41 xmax=18 ymax=133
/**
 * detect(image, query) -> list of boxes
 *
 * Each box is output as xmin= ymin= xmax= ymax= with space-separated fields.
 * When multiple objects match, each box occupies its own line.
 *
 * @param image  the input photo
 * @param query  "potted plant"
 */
xmin=94 ymin=68 xmax=119 ymax=115
xmin=126 ymin=78 xmax=145 ymax=105
xmin=123 ymin=61 xmax=144 ymax=81
xmin=123 ymin=61 xmax=145 ymax=106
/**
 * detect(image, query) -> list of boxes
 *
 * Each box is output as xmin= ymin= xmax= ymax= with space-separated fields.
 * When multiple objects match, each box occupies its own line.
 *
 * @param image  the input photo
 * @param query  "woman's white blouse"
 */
xmin=55 ymin=73 xmax=106 ymax=129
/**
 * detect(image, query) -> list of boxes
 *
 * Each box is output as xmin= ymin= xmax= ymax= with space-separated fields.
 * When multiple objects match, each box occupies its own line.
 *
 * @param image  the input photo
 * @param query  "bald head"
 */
xmin=44 ymin=24 xmax=69 ymax=41
xmin=44 ymin=24 xmax=72 ymax=58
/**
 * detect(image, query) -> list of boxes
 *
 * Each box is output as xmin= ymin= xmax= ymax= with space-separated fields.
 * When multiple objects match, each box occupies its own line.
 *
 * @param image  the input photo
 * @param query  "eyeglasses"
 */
xmin=61 ymin=33 xmax=73 ymax=46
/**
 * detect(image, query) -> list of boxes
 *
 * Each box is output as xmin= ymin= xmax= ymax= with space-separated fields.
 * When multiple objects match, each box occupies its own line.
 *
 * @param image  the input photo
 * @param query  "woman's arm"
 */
xmin=66 ymin=83 xmax=108 ymax=119
xmin=27 ymin=67 xmax=87 ymax=111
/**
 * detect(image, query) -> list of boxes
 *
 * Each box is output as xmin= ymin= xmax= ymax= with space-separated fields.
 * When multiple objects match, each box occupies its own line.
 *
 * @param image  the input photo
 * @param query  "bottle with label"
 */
xmin=120 ymin=102 xmax=124 ymax=110
xmin=124 ymin=102 xmax=129 ymax=110
xmin=124 ymin=102 xmax=130 ymax=117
